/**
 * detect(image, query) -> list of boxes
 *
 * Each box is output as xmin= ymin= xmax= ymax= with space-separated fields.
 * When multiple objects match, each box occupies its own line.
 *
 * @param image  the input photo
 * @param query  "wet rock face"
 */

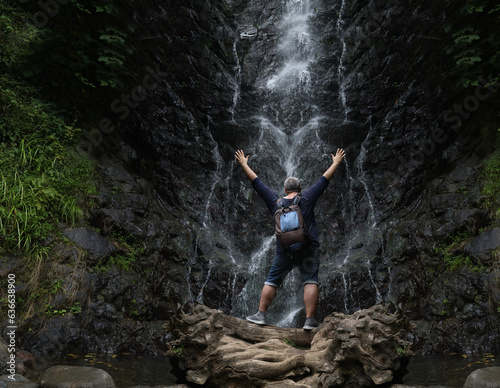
xmin=5 ymin=0 xmax=499 ymax=357
xmin=63 ymin=228 xmax=116 ymax=264
xmin=464 ymin=228 xmax=500 ymax=264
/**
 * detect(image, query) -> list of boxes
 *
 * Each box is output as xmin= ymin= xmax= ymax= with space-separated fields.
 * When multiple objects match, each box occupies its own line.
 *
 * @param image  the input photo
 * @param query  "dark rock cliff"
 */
xmin=2 ymin=0 xmax=499 ymax=357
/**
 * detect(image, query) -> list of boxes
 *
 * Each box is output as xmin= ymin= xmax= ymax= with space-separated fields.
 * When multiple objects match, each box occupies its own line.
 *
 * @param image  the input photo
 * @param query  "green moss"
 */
xmin=434 ymin=229 xmax=485 ymax=272
xmin=481 ymin=152 xmax=500 ymax=219
xmin=172 ymin=345 xmax=184 ymax=357
xmin=95 ymin=230 xmax=145 ymax=272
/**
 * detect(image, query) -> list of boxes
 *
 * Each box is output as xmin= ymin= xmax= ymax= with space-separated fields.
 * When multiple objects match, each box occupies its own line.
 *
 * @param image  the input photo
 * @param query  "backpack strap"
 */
xmin=292 ymin=193 xmax=302 ymax=206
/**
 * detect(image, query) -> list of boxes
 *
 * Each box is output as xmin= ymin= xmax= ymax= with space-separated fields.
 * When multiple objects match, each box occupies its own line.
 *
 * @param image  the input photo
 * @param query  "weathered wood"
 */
xmin=166 ymin=303 xmax=414 ymax=387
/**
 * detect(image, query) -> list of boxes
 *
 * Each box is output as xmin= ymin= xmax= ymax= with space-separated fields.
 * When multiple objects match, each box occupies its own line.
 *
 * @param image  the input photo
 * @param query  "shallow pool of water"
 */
xmin=41 ymin=353 xmax=499 ymax=387
xmin=403 ymin=354 xmax=499 ymax=387
xmin=44 ymin=353 xmax=177 ymax=387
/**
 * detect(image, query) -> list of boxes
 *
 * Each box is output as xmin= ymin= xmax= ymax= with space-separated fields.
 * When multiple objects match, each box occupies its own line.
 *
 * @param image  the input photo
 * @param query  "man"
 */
xmin=235 ymin=148 xmax=345 ymax=330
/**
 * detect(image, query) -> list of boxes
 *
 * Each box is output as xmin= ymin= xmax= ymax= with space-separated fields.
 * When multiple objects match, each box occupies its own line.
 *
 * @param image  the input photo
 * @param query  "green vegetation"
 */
xmin=0 ymin=120 xmax=97 ymax=259
xmin=1 ymin=0 xmax=137 ymax=116
xmin=395 ymin=345 xmax=409 ymax=357
xmin=172 ymin=345 xmax=184 ymax=357
xmin=481 ymin=152 xmax=500 ymax=219
xmin=282 ymin=338 xmax=297 ymax=347
xmin=43 ymin=302 xmax=81 ymax=317
xmin=95 ymin=230 xmax=144 ymax=272
xmin=0 ymin=1 xmax=137 ymax=261
xmin=434 ymin=229 xmax=484 ymax=272
xmin=70 ymin=302 xmax=82 ymax=315
xmin=443 ymin=1 xmax=500 ymax=89
xmin=441 ymin=299 xmax=450 ymax=317
xmin=281 ymin=338 xmax=308 ymax=350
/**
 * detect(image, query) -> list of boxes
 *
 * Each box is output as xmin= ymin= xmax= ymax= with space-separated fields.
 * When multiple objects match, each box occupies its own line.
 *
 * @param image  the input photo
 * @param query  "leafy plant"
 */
xmin=443 ymin=1 xmax=500 ymax=89
xmin=1 ymin=0 xmax=137 ymax=116
xmin=100 ymin=230 xmax=145 ymax=271
xmin=481 ymin=152 xmax=500 ymax=218
xmin=70 ymin=302 xmax=82 ymax=315
xmin=51 ymin=279 xmax=64 ymax=295
xmin=43 ymin=304 xmax=67 ymax=317
xmin=281 ymin=338 xmax=308 ymax=349
xmin=282 ymin=338 xmax=297 ymax=347
xmin=172 ymin=345 xmax=184 ymax=357
xmin=0 ymin=136 xmax=97 ymax=259
xmin=434 ymin=229 xmax=482 ymax=271
xmin=106 ymin=254 xmax=135 ymax=271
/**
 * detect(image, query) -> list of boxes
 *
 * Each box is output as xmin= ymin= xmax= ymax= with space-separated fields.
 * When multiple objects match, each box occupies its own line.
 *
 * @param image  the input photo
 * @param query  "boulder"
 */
xmin=463 ymin=367 xmax=500 ymax=388
xmin=126 ymin=386 xmax=189 ymax=388
xmin=464 ymin=228 xmax=500 ymax=264
xmin=167 ymin=303 xmax=414 ymax=387
xmin=63 ymin=228 xmax=115 ymax=263
xmin=0 ymin=337 xmax=8 ymax=370
xmin=389 ymin=385 xmax=449 ymax=388
xmin=40 ymin=366 xmax=115 ymax=388
xmin=0 ymin=374 xmax=38 ymax=388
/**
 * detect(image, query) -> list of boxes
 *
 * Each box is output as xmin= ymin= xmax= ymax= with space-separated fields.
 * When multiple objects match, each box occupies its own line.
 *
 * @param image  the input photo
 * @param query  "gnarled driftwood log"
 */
xmin=166 ymin=303 xmax=414 ymax=387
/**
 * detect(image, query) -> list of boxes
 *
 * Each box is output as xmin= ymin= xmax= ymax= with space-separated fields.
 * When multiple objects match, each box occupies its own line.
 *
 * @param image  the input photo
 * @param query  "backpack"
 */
xmin=273 ymin=194 xmax=309 ymax=253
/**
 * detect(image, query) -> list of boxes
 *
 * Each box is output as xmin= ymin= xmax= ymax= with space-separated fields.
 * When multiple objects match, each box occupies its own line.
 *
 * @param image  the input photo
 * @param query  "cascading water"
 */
xmin=224 ymin=0 xmax=394 ymax=323
xmin=230 ymin=0 xmax=332 ymax=326
xmin=334 ymin=2 xmax=390 ymax=310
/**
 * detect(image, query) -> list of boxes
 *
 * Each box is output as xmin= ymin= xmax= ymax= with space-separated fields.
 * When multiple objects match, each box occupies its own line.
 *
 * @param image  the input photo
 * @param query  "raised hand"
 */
xmin=235 ymin=150 xmax=258 ymax=181
xmin=235 ymin=149 xmax=249 ymax=166
xmin=323 ymin=148 xmax=346 ymax=181
xmin=331 ymin=148 xmax=345 ymax=165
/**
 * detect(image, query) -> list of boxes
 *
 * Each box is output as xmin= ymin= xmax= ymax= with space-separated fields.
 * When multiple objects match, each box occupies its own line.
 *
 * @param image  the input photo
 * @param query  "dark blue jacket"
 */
xmin=251 ymin=176 xmax=329 ymax=254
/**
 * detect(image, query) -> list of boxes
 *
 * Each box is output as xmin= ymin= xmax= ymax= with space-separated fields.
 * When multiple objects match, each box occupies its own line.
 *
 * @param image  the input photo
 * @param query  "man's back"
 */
xmin=234 ymin=148 xmax=345 ymax=329
xmin=251 ymin=175 xmax=329 ymax=251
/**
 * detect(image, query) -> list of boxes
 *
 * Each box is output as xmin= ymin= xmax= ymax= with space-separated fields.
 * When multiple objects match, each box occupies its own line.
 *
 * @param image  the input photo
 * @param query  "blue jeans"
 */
xmin=264 ymin=245 xmax=320 ymax=288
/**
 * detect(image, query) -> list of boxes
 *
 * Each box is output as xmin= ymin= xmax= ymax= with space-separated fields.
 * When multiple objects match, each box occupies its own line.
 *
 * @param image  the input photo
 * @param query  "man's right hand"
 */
xmin=323 ymin=148 xmax=346 ymax=181
xmin=331 ymin=148 xmax=345 ymax=165
xmin=235 ymin=149 xmax=249 ymax=166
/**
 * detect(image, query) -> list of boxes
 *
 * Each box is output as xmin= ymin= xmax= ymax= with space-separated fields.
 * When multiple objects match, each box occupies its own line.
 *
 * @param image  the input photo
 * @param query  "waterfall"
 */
xmin=334 ymin=3 xmax=390 ymax=308
xmin=230 ymin=0 xmax=330 ymax=326
xmin=189 ymin=118 xmax=238 ymax=304
xmin=224 ymin=0 xmax=394 ymax=322
xmin=336 ymin=0 xmax=348 ymax=121
xmin=230 ymin=40 xmax=242 ymax=121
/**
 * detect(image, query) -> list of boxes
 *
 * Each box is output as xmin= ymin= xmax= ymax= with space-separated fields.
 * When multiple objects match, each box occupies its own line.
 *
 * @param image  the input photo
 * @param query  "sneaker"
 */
xmin=246 ymin=311 xmax=266 ymax=325
xmin=303 ymin=317 xmax=320 ymax=330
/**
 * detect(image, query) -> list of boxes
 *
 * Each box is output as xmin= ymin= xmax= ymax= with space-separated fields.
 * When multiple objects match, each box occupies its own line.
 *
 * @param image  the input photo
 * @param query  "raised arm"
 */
xmin=323 ymin=148 xmax=345 ymax=181
xmin=235 ymin=150 xmax=258 ymax=182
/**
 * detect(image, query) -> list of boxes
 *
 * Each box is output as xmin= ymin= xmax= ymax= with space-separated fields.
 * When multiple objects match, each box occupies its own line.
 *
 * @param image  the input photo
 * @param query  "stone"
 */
xmin=0 ymin=338 xmax=8 ymax=370
xmin=40 ymin=366 xmax=115 ymax=388
xmin=126 ymin=386 xmax=189 ymax=388
xmin=463 ymin=367 xmax=500 ymax=388
xmin=389 ymin=385 xmax=449 ymax=388
xmin=0 ymin=374 xmax=38 ymax=388
xmin=15 ymin=349 xmax=37 ymax=376
xmin=464 ymin=228 xmax=500 ymax=264
xmin=63 ymin=228 xmax=115 ymax=263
